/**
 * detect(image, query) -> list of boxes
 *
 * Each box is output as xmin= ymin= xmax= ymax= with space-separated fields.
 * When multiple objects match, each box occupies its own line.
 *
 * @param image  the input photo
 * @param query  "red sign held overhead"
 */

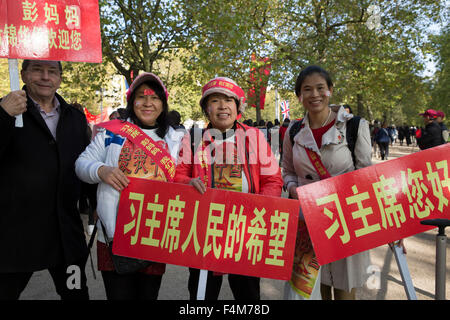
xmin=113 ymin=178 xmax=300 ymax=280
xmin=297 ymin=143 xmax=450 ymax=266
xmin=0 ymin=0 xmax=101 ymax=62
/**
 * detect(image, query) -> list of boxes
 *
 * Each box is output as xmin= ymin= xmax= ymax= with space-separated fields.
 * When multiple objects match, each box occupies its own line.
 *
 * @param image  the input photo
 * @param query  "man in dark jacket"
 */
xmin=436 ymin=110 xmax=448 ymax=143
xmin=0 ymin=60 xmax=90 ymax=299
xmin=416 ymin=109 xmax=445 ymax=150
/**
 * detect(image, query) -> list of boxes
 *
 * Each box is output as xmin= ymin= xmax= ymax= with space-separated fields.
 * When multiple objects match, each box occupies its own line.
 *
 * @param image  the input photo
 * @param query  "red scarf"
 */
xmin=97 ymin=120 xmax=176 ymax=182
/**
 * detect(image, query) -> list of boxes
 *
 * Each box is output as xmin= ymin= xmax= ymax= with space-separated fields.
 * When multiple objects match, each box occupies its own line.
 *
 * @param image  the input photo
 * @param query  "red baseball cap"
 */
xmin=419 ymin=109 xmax=438 ymax=118
xmin=436 ymin=110 xmax=445 ymax=118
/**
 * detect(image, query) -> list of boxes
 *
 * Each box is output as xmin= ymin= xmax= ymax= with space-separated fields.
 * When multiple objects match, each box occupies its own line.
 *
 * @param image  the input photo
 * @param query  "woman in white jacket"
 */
xmin=282 ymin=66 xmax=372 ymax=300
xmin=75 ymin=72 xmax=184 ymax=300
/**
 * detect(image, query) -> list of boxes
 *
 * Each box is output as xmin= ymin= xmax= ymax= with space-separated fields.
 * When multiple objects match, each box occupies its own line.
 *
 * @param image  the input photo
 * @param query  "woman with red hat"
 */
xmin=417 ymin=109 xmax=445 ymax=150
xmin=175 ymin=77 xmax=283 ymax=300
xmin=75 ymin=72 xmax=184 ymax=299
xmin=436 ymin=110 xmax=448 ymax=143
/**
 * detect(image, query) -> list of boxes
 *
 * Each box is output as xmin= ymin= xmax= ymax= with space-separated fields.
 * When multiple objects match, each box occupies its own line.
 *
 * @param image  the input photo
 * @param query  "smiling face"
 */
xmin=205 ymin=93 xmax=238 ymax=132
xmin=21 ymin=61 xmax=62 ymax=103
xmin=133 ymin=83 xmax=163 ymax=126
xmin=298 ymin=73 xmax=333 ymax=116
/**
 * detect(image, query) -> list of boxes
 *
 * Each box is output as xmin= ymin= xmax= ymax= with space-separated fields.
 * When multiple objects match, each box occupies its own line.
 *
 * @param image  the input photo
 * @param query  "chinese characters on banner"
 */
xmin=297 ymin=143 xmax=450 ymax=266
xmin=113 ymin=178 xmax=300 ymax=280
xmin=0 ymin=0 xmax=101 ymax=62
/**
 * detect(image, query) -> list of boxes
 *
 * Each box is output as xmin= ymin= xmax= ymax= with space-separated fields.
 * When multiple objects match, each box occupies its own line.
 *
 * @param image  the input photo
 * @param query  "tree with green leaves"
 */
xmin=100 ymin=0 xmax=198 ymax=85
xmin=430 ymin=25 xmax=450 ymax=116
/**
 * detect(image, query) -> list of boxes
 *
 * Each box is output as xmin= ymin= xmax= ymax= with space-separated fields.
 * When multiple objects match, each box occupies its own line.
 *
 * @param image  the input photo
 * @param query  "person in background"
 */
xmin=343 ymin=104 xmax=352 ymax=114
xmin=167 ymin=109 xmax=186 ymax=131
xmin=266 ymin=120 xmax=274 ymax=144
xmin=416 ymin=109 xmax=445 ymax=150
xmin=436 ymin=110 xmax=448 ymax=143
xmin=375 ymin=122 xmax=393 ymax=160
xmin=397 ymin=125 xmax=405 ymax=146
xmin=0 ymin=59 xmax=90 ymax=299
xmin=409 ymin=126 xmax=415 ymax=146
xmin=175 ymin=77 xmax=283 ymax=300
xmin=270 ymin=119 xmax=281 ymax=158
xmin=72 ymin=102 xmax=97 ymax=236
xmin=109 ymin=110 xmax=120 ymax=120
xmin=278 ymin=118 xmax=290 ymax=163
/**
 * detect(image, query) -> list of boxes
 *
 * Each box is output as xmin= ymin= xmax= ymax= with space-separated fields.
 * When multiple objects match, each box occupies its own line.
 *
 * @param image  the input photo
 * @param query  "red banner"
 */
xmin=84 ymin=107 xmax=108 ymax=124
xmin=248 ymin=54 xmax=271 ymax=110
xmin=0 ymin=0 xmax=101 ymax=62
xmin=297 ymin=143 xmax=450 ymax=266
xmin=113 ymin=178 xmax=299 ymax=280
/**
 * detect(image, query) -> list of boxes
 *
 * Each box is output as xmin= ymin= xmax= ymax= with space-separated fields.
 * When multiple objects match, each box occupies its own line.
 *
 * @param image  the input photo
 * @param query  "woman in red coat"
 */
xmin=175 ymin=77 xmax=283 ymax=300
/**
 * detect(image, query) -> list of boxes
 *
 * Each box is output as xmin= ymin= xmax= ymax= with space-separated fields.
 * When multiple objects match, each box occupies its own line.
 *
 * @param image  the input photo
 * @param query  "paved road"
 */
xmin=20 ymin=143 xmax=450 ymax=300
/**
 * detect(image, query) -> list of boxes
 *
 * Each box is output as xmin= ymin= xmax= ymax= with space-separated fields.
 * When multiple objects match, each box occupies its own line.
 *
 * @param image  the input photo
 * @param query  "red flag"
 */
xmin=84 ymin=107 xmax=108 ymax=124
xmin=248 ymin=54 xmax=271 ymax=110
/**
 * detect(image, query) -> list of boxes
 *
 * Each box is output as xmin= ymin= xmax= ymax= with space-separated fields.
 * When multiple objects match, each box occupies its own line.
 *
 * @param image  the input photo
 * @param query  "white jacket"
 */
xmin=282 ymin=106 xmax=373 ymax=291
xmin=75 ymin=123 xmax=184 ymax=242
xmin=282 ymin=105 xmax=372 ymax=189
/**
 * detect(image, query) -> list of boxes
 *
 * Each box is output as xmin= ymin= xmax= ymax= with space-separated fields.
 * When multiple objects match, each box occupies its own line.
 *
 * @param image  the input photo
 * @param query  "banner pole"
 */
xmin=275 ymin=88 xmax=279 ymax=122
xmin=196 ymin=269 xmax=208 ymax=300
xmin=393 ymin=244 xmax=417 ymax=300
xmin=8 ymin=59 xmax=23 ymax=127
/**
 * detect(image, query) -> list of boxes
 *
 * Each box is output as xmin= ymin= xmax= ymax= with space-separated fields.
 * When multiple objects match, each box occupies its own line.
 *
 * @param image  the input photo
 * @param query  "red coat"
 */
xmin=175 ymin=122 xmax=283 ymax=197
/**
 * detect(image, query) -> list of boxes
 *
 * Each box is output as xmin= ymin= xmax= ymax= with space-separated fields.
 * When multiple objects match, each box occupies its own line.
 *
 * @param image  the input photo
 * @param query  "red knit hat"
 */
xmin=126 ymin=72 xmax=168 ymax=102
xmin=199 ymin=77 xmax=246 ymax=114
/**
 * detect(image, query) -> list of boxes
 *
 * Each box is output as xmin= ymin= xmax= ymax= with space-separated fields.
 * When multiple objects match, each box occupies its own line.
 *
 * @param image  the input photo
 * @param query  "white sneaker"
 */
xmin=88 ymin=225 xmax=95 ymax=236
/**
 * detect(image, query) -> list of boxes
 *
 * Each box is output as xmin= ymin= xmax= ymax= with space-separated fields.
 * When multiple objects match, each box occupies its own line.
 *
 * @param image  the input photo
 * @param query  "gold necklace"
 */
xmin=320 ymin=109 xmax=331 ymax=127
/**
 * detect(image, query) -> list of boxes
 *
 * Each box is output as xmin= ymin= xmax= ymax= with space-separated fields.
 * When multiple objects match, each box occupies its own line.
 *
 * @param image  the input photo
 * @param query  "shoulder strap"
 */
xmin=289 ymin=119 xmax=304 ymax=145
xmin=98 ymin=120 xmax=176 ymax=181
xmin=346 ymin=116 xmax=361 ymax=165
xmin=190 ymin=127 xmax=205 ymax=155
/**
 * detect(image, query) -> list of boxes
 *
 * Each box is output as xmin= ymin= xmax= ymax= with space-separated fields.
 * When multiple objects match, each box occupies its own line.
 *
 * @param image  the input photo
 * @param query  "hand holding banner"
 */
xmin=297 ymin=143 xmax=450 ymax=266
xmin=112 ymin=178 xmax=300 ymax=280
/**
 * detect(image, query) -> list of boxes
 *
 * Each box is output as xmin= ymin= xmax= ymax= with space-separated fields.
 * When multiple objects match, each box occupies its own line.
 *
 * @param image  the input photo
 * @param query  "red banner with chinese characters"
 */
xmin=248 ymin=54 xmax=271 ymax=110
xmin=0 ymin=0 xmax=101 ymax=62
xmin=112 ymin=178 xmax=299 ymax=280
xmin=297 ymin=143 xmax=450 ymax=266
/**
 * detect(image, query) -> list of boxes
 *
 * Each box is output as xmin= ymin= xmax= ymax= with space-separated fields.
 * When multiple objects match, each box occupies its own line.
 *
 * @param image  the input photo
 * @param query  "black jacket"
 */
xmin=417 ymin=121 xmax=445 ymax=150
xmin=0 ymin=88 xmax=89 ymax=272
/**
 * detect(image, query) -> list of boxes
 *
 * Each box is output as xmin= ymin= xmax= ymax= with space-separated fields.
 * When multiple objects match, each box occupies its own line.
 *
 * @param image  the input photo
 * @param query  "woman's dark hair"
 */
xmin=294 ymin=65 xmax=333 ymax=97
xmin=168 ymin=110 xmax=182 ymax=127
xmin=124 ymin=80 xmax=169 ymax=138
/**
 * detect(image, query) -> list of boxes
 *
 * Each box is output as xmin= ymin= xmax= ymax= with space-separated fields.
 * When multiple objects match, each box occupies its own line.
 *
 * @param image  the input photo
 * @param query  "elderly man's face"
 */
xmin=21 ymin=61 xmax=61 ymax=102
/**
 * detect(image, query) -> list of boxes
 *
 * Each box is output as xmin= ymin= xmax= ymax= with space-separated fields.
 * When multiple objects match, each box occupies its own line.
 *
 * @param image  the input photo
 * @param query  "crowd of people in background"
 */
xmin=230 ymin=108 xmax=448 ymax=163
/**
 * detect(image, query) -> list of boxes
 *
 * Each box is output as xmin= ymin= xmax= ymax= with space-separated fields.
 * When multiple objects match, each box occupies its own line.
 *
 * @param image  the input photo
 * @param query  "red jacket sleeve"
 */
xmin=174 ymin=132 xmax=194 ymax=185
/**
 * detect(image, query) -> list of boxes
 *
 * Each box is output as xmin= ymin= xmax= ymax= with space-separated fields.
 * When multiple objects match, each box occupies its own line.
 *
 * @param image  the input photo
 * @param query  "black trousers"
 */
xmin=0 ymin=260 xmax=89 ymax=300
xmin=377 ymin=141 xmax=390 ymax=160
xmin=188 ymin=268 xmax=260 ymax=300
xmin=101 ymin=271 xmax=162 ymax=300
